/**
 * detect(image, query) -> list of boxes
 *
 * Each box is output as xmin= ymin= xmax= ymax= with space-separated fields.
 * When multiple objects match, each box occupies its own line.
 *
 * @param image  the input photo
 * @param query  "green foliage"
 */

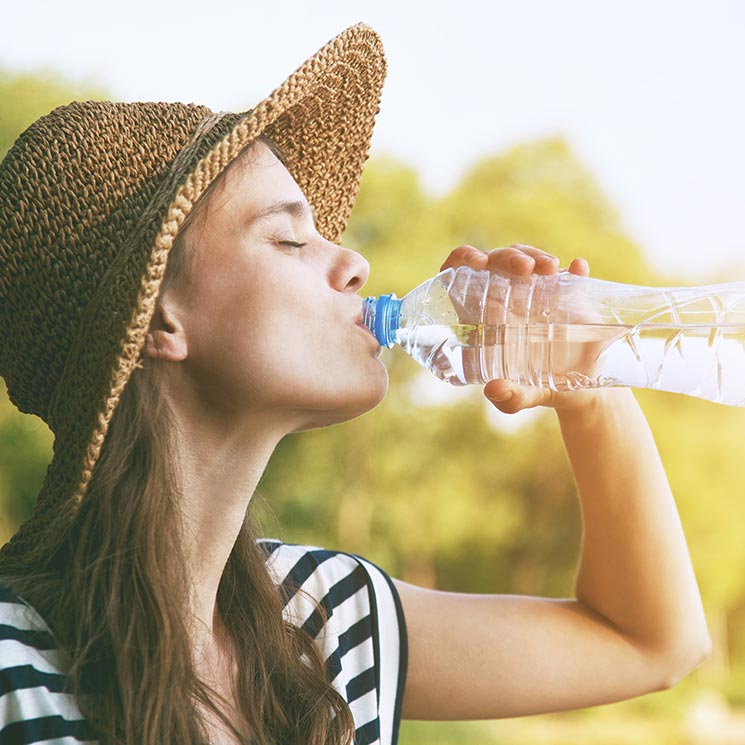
xmin=438 ymin=138 xmax=649 ymax=283
xmin=0 ymin=382 xmax=52 ymax=542
xmin=346 ymin=155 xmax=442 ymax=297
xmin=2 ymin=69 xmax=745 ymax=738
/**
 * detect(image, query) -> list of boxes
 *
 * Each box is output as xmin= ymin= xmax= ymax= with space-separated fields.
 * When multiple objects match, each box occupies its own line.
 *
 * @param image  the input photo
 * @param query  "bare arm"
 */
xmin=396 ymin=245 xmax=710 ymax=720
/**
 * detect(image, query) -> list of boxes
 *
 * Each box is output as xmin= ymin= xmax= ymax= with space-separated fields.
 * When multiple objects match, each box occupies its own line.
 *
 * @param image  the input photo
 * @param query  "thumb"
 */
xmin=484 ymin=379 xmax=552 ymax=414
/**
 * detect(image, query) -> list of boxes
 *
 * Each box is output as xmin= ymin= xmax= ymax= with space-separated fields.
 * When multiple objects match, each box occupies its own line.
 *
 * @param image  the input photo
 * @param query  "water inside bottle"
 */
xmin=397 ymin=322 xmax=745 ymax=405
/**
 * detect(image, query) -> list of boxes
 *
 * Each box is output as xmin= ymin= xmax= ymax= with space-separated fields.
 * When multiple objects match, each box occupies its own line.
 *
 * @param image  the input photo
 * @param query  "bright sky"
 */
xmin=2 ymin=0 xmax=744 ymax=280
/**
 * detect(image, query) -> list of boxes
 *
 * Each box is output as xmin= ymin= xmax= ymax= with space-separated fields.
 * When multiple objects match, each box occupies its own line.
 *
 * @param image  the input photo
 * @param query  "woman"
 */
xmin=0 ymin=23 xmax=709 ymax=745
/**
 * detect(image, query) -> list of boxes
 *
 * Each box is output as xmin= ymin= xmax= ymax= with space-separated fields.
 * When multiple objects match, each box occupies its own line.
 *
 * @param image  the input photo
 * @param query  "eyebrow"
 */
xmin=251 ymin=200 xmax=317 ymax=225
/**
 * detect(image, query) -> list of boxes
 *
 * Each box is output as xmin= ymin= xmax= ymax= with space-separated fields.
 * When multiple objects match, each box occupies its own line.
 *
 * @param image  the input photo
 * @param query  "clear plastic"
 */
xmin=362 ymin=266 xmax=745 ymax=406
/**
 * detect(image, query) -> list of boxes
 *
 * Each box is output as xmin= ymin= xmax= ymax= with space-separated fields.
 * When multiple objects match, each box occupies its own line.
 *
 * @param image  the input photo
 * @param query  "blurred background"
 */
xmin=2 ymin=1 xmax=745 ymax=742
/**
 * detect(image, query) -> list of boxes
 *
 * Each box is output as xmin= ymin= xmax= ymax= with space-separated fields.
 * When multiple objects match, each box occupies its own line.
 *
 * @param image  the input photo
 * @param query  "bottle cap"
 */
xmin=363 ymin=294 xmax=402 ymax=346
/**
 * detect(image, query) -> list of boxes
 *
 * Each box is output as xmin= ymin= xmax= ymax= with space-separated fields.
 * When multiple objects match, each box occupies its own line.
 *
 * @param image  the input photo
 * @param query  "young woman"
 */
xmin=0 ymin=23 xmax=709 ymax=745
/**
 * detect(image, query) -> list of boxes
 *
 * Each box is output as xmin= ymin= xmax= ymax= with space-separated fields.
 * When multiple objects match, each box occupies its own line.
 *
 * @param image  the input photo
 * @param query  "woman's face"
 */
xmin=167 ymin=142 xmax=387 ymax=433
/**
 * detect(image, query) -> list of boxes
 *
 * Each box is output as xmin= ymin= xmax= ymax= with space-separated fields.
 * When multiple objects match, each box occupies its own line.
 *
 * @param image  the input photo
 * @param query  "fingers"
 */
xmin=487 ymin=244 xmax=560 ymax=276
xmin=441 ymin=244 xmax=590 ymax=279
xmin=440 ymin=245 xmax=489 ymax=272
xmin=441 ymin=244 xmax=560 ymax=275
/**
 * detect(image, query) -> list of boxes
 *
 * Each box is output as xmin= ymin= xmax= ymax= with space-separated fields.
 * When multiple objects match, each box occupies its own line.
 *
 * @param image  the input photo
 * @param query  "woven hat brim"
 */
xmin=0 ymin=23 xmax=386 ymax=571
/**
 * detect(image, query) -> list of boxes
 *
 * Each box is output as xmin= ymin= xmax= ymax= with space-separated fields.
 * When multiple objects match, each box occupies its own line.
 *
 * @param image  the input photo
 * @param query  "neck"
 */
xmin=171 ymin=407 xmax=284 ymax=646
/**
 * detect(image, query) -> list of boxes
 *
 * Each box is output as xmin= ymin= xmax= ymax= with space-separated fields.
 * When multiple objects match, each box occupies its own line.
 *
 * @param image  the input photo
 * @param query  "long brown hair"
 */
xmin=5 ymin=137 xmax=356 ymax=744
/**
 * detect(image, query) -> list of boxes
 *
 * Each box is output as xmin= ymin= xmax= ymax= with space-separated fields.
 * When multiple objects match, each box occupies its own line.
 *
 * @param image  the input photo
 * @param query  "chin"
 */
xmin=293 ymin=375 xmax=389 ymax=432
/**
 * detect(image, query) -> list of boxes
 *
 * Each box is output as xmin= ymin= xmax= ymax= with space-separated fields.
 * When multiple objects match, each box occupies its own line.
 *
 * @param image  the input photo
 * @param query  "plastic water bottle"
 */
xmin=362 ymin=266 xmax=745 ymax=406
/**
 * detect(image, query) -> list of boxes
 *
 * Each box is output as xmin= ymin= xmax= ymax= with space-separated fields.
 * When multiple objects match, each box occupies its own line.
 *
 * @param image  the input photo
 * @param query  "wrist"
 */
xmin=555 ymin=387 xmax=636 ymax=428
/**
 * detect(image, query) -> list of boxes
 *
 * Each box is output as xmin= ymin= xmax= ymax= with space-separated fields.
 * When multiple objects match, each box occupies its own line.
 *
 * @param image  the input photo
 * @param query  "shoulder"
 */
xmin=258 ymin=539 xmax=403 ymax=635
xmin=0 ymin=582 xmax=94 ymax=742
xmin=257 ymin=540 xmax=408 ymax=745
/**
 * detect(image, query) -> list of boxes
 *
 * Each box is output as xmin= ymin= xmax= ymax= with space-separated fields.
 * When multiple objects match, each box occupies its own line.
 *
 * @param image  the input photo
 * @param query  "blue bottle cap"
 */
xmin=363 ymin=294 xmax=402 ymax=347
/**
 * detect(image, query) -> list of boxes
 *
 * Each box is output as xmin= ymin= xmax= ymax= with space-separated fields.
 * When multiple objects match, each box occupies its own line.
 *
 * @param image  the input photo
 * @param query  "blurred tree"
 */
xmin=344 ymin=155 xmax=441 ymax=298
xmin=438 ymin=137 xmax=651 ymax=283
xmin=0 ymin=382 xmax=53 ymax=544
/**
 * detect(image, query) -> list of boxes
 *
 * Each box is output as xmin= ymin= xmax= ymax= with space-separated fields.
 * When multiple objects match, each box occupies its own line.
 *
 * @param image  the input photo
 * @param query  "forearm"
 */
xmin=558 ymin=388 xmax=709 ymax=665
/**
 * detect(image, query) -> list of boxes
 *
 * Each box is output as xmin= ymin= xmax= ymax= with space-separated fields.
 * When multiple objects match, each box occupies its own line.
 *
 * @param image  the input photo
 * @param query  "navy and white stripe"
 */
xmin=260 ymin=541 xmax=407 ymax=745
xmin=0 ymin=543 xmax=407 ymax=744
xmin=0 ymin=585 xmax=97 ymax=744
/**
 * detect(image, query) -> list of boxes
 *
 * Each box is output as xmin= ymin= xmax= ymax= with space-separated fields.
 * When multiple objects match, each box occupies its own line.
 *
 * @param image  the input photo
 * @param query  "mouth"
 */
xmin=356 ymin=317 xmax=378 ymax=339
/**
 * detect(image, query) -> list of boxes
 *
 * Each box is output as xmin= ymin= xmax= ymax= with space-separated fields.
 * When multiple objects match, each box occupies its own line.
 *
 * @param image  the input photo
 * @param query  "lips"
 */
xmin=356 ymin=316 xmax=377 ymax=339
xmin=353 ymin=301 xmax=367 ymax=328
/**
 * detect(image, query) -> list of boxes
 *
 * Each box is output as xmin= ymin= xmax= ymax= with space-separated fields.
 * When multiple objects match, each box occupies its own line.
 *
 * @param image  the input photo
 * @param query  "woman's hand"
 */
xmin=440 ymin=244 xmax=598 ymax=415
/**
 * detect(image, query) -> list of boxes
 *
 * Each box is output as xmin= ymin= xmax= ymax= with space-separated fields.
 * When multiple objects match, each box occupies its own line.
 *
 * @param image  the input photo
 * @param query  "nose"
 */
xmin=329 ymin=245 xmax=370 ymax=293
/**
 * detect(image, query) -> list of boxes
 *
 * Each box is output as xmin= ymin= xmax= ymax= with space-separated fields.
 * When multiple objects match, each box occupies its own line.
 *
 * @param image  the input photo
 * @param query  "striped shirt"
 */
xmin=0 ymin=541 xmax=408 ymax=745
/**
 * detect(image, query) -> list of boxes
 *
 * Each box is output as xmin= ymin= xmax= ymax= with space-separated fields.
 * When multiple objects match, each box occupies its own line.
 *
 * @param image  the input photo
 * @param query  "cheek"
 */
xmin=187 ymin=283 xmax=319 ymax=394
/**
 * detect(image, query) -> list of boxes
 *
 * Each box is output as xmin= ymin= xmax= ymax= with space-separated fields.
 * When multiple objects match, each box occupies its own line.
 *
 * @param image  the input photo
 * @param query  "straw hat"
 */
xmin=0 ymin=23 xmax=386 ymax=571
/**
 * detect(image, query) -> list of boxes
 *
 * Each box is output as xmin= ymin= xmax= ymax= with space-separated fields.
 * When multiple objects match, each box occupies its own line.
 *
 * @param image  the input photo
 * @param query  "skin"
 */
xmin=145 ymin=142 xmax=711 ymax=730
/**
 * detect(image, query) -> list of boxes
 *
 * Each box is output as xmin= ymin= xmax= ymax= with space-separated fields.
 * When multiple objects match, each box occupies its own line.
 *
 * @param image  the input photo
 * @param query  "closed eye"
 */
xmin=279 ymin=240 xmax=307 ymax=249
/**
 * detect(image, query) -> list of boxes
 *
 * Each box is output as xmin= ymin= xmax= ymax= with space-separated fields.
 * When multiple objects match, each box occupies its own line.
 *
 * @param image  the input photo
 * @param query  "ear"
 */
xmin=144 ymin=300 xmax=188 ymax=362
